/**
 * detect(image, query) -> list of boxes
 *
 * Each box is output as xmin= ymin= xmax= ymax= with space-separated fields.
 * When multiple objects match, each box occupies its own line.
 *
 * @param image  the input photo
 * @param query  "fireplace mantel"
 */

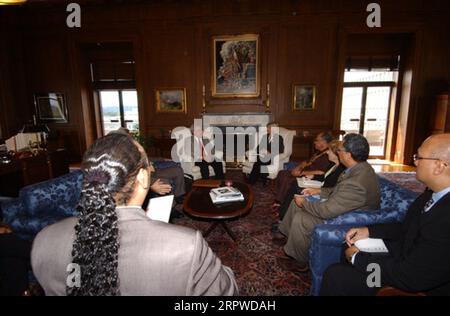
xmin=202 ymin=113 xmax=271 ymax=128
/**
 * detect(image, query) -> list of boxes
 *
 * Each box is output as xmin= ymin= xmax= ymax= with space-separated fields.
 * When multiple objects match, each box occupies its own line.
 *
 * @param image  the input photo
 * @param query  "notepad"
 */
xmin=354 ymin=238 xmax=389 ymax=254
xmin=296 ymin=177 xmax=323 ymax=189
xmin=294 ymin=194 xmax=321 ymax=202
xmin=146 ymin=195 xmax=174 ymax=223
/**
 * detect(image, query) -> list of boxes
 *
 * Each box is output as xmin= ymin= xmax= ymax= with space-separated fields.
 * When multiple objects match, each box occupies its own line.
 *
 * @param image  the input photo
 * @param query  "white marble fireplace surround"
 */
xmin=202 ymin=113 xmax=271 ymax=163
xmin=202 ymin=113 xmax=271 ymax=129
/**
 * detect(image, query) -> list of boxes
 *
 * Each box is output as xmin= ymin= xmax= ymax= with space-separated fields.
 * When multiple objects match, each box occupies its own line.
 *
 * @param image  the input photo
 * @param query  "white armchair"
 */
xmin=171 ymin=127 xmax=226 ymax=181
xmin=242 ymin=127 xmax=296 ymax=180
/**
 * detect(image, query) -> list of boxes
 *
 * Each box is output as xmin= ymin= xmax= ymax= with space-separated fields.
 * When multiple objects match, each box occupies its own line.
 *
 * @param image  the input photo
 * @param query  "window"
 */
xmin=98 ymin=90 xmax=139 ymax=136
xmin=340 ymin=56 xmax=400 ymax=157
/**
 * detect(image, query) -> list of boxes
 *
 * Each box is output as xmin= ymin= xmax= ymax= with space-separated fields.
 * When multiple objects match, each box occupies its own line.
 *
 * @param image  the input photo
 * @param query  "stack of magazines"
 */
xmin=209 ymin=186 xmax=244 ymax=204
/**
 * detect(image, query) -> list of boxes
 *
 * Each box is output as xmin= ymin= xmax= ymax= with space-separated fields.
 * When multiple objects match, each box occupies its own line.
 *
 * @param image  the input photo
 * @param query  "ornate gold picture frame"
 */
xmin=292 ymin=84 xmax=316 ymax=111
xmin=155 ymin=88 xmax=187 ymax=113
xmin=212 ymin=34 xmax=259 ymax=98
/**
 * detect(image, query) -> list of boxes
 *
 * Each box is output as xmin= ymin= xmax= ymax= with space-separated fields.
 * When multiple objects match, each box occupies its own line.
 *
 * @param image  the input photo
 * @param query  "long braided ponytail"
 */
xmin=67 ymin=133 xmax=148 ymax=296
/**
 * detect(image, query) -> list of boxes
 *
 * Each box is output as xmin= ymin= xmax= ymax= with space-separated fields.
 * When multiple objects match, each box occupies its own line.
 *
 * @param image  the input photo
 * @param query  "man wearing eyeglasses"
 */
xmin=320 ymin=133 xmax=450 ymax=296
xmin=274 ymin=133 xmax=380 ymax=272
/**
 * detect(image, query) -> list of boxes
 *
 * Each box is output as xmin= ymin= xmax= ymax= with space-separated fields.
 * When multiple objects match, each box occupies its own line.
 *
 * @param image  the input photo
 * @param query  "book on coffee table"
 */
xmin=209 ymin=186 xmax=244 ymax=204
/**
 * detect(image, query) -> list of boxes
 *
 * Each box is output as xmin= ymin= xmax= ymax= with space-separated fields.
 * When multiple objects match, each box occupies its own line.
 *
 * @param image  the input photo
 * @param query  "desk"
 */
xmin=0 ymin=149 xmax=69 ymax=197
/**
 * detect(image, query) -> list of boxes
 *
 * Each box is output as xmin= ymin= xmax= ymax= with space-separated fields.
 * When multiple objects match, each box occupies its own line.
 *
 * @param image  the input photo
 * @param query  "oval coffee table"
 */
xmin=183 ymin=181 xmax=254 ymax=241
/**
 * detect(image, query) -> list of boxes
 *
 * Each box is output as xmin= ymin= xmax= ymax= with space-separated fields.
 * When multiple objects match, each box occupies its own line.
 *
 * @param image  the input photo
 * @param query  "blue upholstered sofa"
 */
xmin=1 ymin=170 xmax=83 ymax=241
xmin=308 ymin=176 xmax=420 ymax=295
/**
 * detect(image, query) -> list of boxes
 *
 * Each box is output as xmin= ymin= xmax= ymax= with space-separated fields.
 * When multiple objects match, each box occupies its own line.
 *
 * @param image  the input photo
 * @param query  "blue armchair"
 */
xmin=1 ymin=170 xmax=83 ymax=241
xmin=309 ymin=176 xmax=420 ymax=295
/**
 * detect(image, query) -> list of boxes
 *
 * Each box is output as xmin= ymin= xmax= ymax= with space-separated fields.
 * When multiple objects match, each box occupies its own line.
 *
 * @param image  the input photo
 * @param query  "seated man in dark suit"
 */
xmin=0 ymin=206 xmax=32 ymax=296
xmin=247 ymin=122 xmax=285 ymax=184
xmin=320 ymin=133 xmax=450 ymax=296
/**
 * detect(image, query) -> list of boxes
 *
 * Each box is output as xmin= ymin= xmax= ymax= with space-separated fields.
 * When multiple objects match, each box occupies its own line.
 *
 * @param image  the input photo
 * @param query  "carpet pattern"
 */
xmin=377 ymin=172 xmax=425 ymax=193
xmin=173 ymin=170 xmax=424 ymax=296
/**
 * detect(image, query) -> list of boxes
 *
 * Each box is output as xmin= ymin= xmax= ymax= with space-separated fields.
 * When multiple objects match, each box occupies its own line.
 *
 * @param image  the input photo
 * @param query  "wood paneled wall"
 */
xmin=0 ymin=0 xmax=449 ymax=163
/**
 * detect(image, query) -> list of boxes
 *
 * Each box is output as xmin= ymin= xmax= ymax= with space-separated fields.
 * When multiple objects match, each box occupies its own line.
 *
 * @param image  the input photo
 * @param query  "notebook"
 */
xmin=354 ymin=238 xmax=389 ymax=254
xmin=146 ymin=195 xmax=174 ymax=223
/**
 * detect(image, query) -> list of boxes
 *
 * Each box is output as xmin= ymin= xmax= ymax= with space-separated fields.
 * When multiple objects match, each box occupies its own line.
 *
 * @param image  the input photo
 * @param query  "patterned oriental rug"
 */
xmin=377 ymin=172 xmax=426 ymax=194
xmin=173 ymin=171 xmax=424 ymax=296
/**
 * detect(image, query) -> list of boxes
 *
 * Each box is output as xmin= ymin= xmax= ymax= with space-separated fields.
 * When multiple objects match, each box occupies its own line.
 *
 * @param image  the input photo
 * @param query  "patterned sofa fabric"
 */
xmin=309 ymin=176 xmax=419 ymax=296
xmin=1 ymin=170 xmax=83 ymax=240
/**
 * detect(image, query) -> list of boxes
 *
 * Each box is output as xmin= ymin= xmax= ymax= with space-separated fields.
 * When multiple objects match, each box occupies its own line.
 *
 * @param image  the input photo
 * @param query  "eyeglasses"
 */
xmin=413 ymin=154 xmax=448 ymax=166
xmin=413 ymin=154 xmax=440 ymax=162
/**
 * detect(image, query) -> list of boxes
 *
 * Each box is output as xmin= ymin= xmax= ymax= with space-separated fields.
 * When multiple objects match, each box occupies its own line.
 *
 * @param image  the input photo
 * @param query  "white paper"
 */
xmin=354 ymin=238 xmax=389 ymax=253
xmin=146 ymin=195 xmax=174 ymax=223
xmin=296 ymin=177 xmax=323 ymax=189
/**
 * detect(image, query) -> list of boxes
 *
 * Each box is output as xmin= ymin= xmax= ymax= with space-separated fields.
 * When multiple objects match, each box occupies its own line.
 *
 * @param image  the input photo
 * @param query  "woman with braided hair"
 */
xmin=31 ymin=133 xmax=237 ymax=296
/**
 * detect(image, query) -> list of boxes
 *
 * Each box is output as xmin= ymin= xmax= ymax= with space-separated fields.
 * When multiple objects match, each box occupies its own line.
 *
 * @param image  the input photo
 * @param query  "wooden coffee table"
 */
xmin=183 ymin=181 xmax=254 ymax=241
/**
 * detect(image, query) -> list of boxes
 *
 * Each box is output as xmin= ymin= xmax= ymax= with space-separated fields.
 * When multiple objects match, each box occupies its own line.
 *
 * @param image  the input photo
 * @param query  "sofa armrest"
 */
xmin=311 ymin=224 xmax=354 ymax=246
xmin=309 ymin=224 xmax=354 ymax=295
xmin=324 ymin=208 xmax=402 ymax=226
xmin=1 ymin=198 xmax=25 ymax=227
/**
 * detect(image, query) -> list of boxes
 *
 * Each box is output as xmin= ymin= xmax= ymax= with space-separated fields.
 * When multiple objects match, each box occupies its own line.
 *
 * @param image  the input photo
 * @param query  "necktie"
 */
xmin=423 ymin=197 xmax=434 ymax=213
xmin=198 ymin=138 xmax=204 ymax=160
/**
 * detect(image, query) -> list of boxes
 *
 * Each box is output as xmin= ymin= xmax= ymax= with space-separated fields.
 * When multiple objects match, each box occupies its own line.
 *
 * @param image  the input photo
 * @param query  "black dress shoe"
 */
xmin=271 ymin=221 xmax=281 ymax=233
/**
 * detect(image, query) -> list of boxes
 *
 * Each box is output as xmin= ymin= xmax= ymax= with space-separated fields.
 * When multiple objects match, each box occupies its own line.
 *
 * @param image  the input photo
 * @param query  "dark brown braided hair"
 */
xmin=67 ymin=133 xmax=149 ymax=296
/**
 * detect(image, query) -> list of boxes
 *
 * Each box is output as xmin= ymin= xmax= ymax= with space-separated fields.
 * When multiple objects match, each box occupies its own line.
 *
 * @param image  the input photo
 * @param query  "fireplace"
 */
xmin=202 ymin=113 xmax=271 ymax=168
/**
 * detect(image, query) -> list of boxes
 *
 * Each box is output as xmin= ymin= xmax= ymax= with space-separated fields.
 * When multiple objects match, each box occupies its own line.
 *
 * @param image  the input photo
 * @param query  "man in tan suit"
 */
xmin=276 ymin=133 xmax=380 ymax=271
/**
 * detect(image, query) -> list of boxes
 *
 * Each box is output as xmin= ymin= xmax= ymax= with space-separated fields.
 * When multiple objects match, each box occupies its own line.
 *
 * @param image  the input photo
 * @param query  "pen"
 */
xmin=343 ymin=232 xmax=357 ymax=245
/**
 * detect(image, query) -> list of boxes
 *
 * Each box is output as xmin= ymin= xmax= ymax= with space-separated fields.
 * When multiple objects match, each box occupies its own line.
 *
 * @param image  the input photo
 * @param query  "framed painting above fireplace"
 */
xmin=212 ymin=34 xmax=259 ymax=98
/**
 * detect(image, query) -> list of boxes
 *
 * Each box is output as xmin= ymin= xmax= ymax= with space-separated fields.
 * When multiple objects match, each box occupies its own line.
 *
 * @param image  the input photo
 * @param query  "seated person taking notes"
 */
xmin=320 ymin=133 xmax=450 ymax=296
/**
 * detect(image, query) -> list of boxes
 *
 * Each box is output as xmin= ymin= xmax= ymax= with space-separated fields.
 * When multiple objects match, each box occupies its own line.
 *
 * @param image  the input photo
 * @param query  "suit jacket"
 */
xmin=303 ymin=151 xmax=331 ymax=173
xmin=267 ymin=133 xmax=284 ymax=156
xmin=31 ymin=207 xmax=238 ymax=296
xmin=301 ymin=161 xmax=380 ymax=220
xmin=255 ymin=134 xmax=284 ymax=164
xmin=354 ymin=190 xmax=450 ymax=295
